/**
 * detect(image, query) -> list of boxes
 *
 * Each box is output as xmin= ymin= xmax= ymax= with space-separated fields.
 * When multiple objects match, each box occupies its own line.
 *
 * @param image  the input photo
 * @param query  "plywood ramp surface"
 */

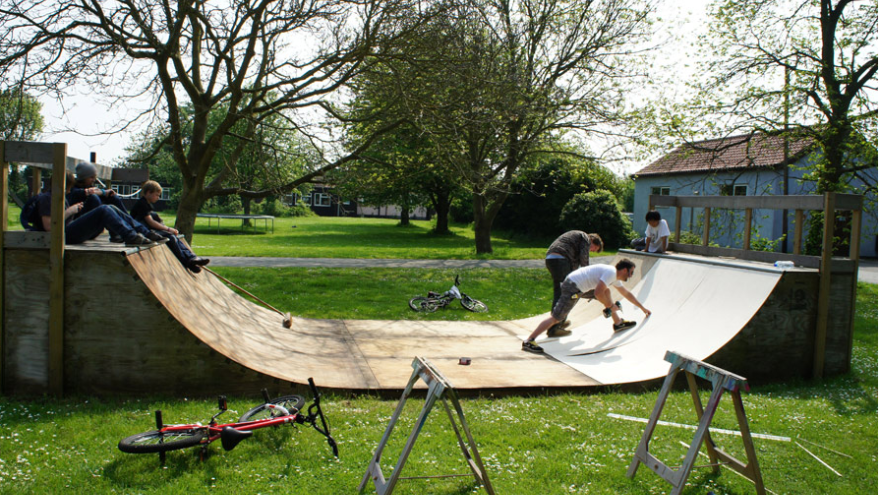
xmin=126 ymin=248 xmax=779 ymax=390
xmin=126 ymin=247 xmax=597 ymax=390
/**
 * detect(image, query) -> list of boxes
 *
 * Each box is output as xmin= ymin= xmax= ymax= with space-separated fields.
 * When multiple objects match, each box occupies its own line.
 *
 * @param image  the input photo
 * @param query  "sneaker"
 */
xmin=144 ymin=231 xmax=169 ymax=244
xmin=124 ymin=234 xmax=154 ymax=246
xmin=190 ymin=257 xmax=210 ymax=267
xmin=547 ymin=322 xmax=572 ymax=338
xmin=187 ymin=263 xmax=202 ymax=274
xmin=613 ymin=320 xmax=637 ymax=332
xmin=522 ymin=340 xmax=544 ymax=354
xmin=109 ymin=233 xmax=124 ymax=243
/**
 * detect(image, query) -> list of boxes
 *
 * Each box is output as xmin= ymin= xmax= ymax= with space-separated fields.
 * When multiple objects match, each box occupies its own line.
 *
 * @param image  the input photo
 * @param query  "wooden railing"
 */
xmin=648 ymin=193 xmax=863 ymax=379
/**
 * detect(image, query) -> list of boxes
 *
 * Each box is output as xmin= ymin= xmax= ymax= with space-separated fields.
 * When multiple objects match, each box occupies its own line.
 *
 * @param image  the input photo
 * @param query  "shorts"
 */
xmin=551 ymin=280 xmax=582 ymax=321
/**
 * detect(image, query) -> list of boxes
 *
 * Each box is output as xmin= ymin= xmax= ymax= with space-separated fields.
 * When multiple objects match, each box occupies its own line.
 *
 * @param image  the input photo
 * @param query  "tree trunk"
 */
xmin=432 ymin=192 xmax=451 ymax=234
xmin=473 ymin=193 xmax=493 ymax=253
xmin=242 ymin=196 xmax=252 ymax=227
xmin=175 ymin=184 xmax=205 ymax=243
xmin=399 ymin=205 xmax=411 ymax=226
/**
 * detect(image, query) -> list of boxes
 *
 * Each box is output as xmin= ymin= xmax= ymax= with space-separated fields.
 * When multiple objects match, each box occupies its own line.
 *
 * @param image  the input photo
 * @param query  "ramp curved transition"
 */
xmin=126 ymin=247 xmax=782 ymax=390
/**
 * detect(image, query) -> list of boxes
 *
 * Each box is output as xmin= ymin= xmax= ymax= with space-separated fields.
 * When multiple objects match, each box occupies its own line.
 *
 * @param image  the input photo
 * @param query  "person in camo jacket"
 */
xmin=543 ymin=230 xmax=603 ymax=337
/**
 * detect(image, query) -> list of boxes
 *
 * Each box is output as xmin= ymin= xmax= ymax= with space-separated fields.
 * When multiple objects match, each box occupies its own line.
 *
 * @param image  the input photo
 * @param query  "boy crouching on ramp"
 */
xmin=522 ymin=259 xmax=651 ymax=354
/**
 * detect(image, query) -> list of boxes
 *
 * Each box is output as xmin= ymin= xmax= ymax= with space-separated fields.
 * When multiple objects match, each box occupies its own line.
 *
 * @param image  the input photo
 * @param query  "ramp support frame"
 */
xmin=359 ymin=356 xmax=495 ymax=495
xmin=627 ymin=351 xmax=766 ymax=495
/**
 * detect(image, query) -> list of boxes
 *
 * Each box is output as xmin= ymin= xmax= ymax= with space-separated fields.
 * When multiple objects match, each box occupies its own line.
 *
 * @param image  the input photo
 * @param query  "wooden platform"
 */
xmin=1 ymin=236 xmax=854 ymax=396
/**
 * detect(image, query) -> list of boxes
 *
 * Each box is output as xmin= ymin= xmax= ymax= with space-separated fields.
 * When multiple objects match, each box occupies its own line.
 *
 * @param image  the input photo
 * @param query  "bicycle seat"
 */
xmin=427 ymin=291 xmax=441 ymax=297
xmin=220 ymin=426 xmax=253 ymax=451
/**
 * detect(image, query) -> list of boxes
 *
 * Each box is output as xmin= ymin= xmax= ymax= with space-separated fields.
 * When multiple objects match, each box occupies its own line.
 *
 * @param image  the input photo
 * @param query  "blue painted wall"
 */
xmin=632 ymin=156 xmax=878 ymax=257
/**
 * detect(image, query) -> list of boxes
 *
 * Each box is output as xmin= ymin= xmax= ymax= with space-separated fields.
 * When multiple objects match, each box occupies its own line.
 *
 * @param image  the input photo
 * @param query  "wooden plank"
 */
xmin=652 ymin=194 xmax=860 ymax=212
xmin=30 ymin=168 xmax=41 ymax=196
xmin=4 ymin=231 xmax=52 ymax=249
xmin=668 ymin=243 xmax=823 ymax=268
xmin=48 ymin=143 xmax=67 ymax=396
xmin=813 ymin=192 xmax=835 ymax=379
xmin=849 ymin=206 xmax=862 ymax=260
xmin=16 ymin=155 xmax=113 ymax=180
xmin=743 ymin=208 xmax=752 ymax=251
xmin=3 ymin=140 xmax=56 ymax=163
xmin=3 ymin=249 xmax=51 ymax=394
xmin=0 ymin=141 xmax=6 ymax=393
xmin=793 ymin=209 xmax=804 ymax=255
xmin=674 ymin=206 xmax=682 ymax=243
xmin=702 ymin=207 xmax=711 ymax=246
xmin=652 ymin=195 xmax=825 ymax=211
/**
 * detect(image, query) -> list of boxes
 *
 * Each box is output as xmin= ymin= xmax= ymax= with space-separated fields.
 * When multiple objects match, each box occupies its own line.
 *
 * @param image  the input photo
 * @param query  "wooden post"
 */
xmin=48 ymin=143 xmax=67 ymax=396
xmin=0 ymin=141 xmax=7 ymax=393
xmin=30 ymin=168 xmax=41 ymax=197
xmin=702 ymin=207 xmax=711 ymax=246
xmin=849 ymin=207 xmax=862 ymax=261
xmin=743 ymin=208 xmax=752 ymax=251
xmin=813 ymin=192 xmax=835 ymax=379
xmin=674 ymin=206 xmax=682 ymax=244
xmin=793 ymin=209 xmax=804 ymax=255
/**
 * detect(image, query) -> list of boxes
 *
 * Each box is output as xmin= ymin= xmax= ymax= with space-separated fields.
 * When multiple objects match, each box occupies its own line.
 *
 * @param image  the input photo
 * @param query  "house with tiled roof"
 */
xmin=631 ymin=132 xmax=877 ymax=257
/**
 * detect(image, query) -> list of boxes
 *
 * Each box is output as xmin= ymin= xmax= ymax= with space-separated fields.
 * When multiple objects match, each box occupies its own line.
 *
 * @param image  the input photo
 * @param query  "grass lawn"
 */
xmin=7 ymin=204 xmax=611 ymax=259
xmin=0 ymin=270 xmax=876 ymax=494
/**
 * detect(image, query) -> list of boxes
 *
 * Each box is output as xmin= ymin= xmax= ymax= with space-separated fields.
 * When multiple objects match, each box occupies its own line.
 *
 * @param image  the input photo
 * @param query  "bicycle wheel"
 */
xmin=118 ymin=428 xmax=206 ymax=454
xmin=409 ymin=296 xmax=440 ymax=313
xmin=239 ymin=395 xmax=305 ymax=422
xmin=461 ymin=296 xmax=488 ymax=313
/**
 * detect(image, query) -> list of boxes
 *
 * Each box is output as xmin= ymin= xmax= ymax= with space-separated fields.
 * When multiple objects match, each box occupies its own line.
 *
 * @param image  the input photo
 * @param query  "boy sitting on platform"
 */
xmin=30 ymin=171 xmax=165 ymax=246
xmin=631 ymin=210 xmax=670 ymax=254
xmin=130 ymin=180 xmax=210 ymax=273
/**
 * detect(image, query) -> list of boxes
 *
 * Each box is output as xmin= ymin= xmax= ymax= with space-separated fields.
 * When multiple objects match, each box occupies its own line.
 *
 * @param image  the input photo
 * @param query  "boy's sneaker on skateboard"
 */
xmin=613 ymin=320 xmax=637 ymax=332
xmin=522 ymin=340 xmax=544 ymax=354
xmin=547 ymin=320 xmax=572 ymax=337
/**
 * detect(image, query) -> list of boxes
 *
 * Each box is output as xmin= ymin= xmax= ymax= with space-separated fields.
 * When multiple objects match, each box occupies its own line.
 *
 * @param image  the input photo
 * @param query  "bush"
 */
xmin=559 ymin=190 xmax=635 ymax=249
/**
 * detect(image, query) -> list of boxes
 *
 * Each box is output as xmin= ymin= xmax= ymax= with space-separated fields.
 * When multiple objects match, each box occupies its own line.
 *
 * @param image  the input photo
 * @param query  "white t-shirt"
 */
xmin=645 ymin=219 xmax=670 ymax=253
xmin=566 ymin=264 xmax=621 ymax=292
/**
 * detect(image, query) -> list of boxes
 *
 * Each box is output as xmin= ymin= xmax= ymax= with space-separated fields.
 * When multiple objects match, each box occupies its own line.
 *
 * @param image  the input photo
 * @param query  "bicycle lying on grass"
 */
xmin=118 ymin=378 xmax=338 ymax=463
xmin=409 ymin=275 xmax=488 ymax=313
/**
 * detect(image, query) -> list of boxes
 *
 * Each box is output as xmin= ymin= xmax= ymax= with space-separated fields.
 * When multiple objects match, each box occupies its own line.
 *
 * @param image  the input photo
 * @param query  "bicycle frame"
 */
xmin=121 ymin=377 xmax=338 ymax=464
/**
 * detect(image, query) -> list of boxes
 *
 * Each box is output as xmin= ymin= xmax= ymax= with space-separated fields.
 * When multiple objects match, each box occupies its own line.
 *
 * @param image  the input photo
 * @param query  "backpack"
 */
xmin=20 ymin=194 xmax=41 ymax=231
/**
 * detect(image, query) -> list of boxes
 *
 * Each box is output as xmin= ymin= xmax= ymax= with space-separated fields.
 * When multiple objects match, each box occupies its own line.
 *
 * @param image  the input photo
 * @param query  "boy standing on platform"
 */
xmin=130 ymin=180 xmax=210 ymax=273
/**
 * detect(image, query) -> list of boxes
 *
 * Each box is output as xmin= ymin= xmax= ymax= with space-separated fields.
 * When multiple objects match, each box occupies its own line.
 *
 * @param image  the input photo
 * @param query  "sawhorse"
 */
xmin=358 ymin=357 xmax=495 ymax=495
xmin=627 ymin=351 xmax=766 ymax=495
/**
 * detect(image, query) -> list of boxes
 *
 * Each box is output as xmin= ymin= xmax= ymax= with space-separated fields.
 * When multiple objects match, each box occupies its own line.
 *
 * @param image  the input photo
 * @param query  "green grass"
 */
xmin=212 ymin=267 xmax=549 ymax=320
xmin=1 ymin=277 xmax=876 ymax=494
xmin=7 ymin=203 xmax=612 ymax=259
xmin=189 ymin=215 xmax=562 ymax=259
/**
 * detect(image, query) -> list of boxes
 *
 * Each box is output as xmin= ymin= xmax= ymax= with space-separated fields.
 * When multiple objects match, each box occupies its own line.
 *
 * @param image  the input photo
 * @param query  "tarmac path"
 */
xmin=210 ymin=255 xmax=877 ymax=284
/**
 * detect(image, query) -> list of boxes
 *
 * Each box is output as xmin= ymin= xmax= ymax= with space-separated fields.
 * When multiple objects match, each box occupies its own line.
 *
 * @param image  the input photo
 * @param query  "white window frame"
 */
xmin=651 ymin=186 xmax=670 ymax=196
xmin=315 ymin=193 xmax=331 ymax=207
xmin=733 ymin=184 xmax=748 ymax=196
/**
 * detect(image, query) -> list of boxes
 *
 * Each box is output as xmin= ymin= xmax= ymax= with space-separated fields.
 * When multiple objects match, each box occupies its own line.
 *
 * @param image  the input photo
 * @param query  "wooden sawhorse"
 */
xmin=627 ymin=351 xmax=766 ymax=494
xmin=358 ymin=357 xmax=495 ymax=495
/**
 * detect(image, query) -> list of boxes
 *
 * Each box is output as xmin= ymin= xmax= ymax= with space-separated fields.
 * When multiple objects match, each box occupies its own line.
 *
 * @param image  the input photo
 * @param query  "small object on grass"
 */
xmin=459 ymin=357 xmax=471 ymax=365
xmin=795 ymin=441 xmax=843 ymax=477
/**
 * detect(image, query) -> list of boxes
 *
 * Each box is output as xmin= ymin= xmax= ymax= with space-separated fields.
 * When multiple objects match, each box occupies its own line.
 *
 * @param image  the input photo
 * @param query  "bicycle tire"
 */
xmin=118 ymin=427 xmax=206 ymax=454
xmin=239 ymin=395 xmax=305 ymax=422
xmin=461 ymin=295 xmax=488 ymax=313
xmin=409 ymin=296 xmax=440 ymax=313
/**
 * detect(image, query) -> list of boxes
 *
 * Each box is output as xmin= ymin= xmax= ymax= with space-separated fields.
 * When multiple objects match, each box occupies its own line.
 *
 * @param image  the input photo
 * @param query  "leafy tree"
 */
xmin=0 ymin=0 xmax=417 ymax=241
xmin=0 ymin=88 xmax=43 ymax=204
xmin=355 ymin=0 xmax=652 ymax=253
xmin=559 ymin=190 xmax=635 ymax=249
xmin=648 ymin=0 xmax=877 ymax=195
xmin=495 ymin=152 xmax=631 ymax=237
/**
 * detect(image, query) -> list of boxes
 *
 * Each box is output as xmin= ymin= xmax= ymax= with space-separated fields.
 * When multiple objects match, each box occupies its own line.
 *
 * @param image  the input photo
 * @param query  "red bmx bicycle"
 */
xmin=118 ymin=378 xmax=338 ymax=462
